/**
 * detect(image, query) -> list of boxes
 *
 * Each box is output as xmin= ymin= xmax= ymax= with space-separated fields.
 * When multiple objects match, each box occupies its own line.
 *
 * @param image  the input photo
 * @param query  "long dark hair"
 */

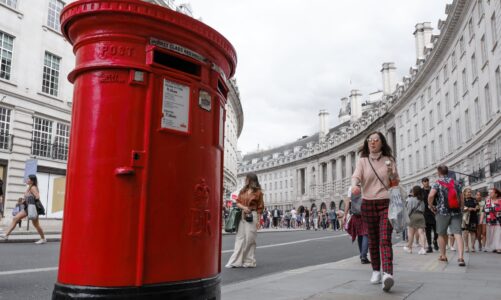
xmin=358 ymin=131 xmax=394 ymax=158
xmin=241 ymin=173 xmax=261 ymax=193
xmin=28 ymin=174 xmax=38 ymax=187
xmin=412 ymin=186 xmax=423 ymax=201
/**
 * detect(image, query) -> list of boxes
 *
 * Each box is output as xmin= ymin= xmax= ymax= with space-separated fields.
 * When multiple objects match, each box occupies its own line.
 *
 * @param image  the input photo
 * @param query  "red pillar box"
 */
xmin=53 ymin=1 xmax=236 ymax=299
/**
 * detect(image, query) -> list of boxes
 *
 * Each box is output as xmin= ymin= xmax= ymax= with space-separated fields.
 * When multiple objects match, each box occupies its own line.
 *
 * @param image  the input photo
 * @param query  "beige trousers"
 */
xmin=226 ymin=211 xmax=258 ymax=267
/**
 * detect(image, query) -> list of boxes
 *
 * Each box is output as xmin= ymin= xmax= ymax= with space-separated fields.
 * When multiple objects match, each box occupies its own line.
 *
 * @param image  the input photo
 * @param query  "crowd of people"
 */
xmin=224 ymin=131 xmax=501 ymax=294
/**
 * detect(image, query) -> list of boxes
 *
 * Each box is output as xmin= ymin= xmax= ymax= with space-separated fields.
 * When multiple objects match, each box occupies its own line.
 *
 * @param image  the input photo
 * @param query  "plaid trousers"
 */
xmin=361 ymin=199 xmax=393 ymax=275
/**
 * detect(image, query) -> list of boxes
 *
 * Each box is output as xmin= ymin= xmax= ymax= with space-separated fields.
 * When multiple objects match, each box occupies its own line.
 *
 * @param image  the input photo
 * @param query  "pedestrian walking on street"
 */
xmin=427 ymin=165 xmax=465 ymax=266
xmin=272 ymin=206 xmax=280 ymax=229
xmin=305 ymin=208 xmax=311 ymax=230
xmin=476 ymin=191 xmax=487 ymax=251
xmin=422 ymin=177 xmax=439 ymax=253
xmin=1 ymin=175 xmax=47 ymax=244
xmin=344 ymin=189 xmax=370 ymax=264
xmin=483 ymin=187 xmax=501 ymax=253
xmin=462 ymin=188 xmax=479 ymax=252
xmin=329 ymin=207 xmax=337 ymax=231
xmin=403 ymin=186 xmax=427 ymax=255
xmin=225 ymin=173 xmax=264 ymax=268
xmin=311 ymin=205 xmax=319 ymax=231
xmin=351 ymin=131 xmax=399 ymax=292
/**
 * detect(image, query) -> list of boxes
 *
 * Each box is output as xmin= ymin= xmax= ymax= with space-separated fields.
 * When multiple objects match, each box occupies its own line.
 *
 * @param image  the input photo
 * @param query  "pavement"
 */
xmin=222 ymin=242 xmax=501 ymax=300
xmin=0 ymin=225 xmax=306 ymax=242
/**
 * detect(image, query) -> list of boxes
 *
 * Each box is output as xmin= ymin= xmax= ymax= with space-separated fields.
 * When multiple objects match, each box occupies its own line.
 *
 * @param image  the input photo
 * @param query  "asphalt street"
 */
xmin=0 ymin=230 xmax=362 ymax=299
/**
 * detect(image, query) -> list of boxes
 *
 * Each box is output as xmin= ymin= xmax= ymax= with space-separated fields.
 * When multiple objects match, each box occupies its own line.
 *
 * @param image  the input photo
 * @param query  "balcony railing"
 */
xmin=490 ymin=158 xmax=501 ymax=175
xmin=0 ymin=133 xmax=13 ymax=151
xmin=31 ymin=139 xmax=69 ymax=161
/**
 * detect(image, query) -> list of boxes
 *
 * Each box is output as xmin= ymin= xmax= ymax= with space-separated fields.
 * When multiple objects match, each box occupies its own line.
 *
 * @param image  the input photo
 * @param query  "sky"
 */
xmin=186 ymin=0 xmax=449 ymax=155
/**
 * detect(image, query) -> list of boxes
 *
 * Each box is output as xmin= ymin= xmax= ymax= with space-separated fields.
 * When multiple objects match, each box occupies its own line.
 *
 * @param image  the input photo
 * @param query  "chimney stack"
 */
xmin=319 ymin=109 xmax=329 ymax=141
xmin=349 ymin=90 xmax=362 ymax=121
xmin=338 ymin=97 xmax=351 ymax=123
xmin=414 ymin=22 xmax=433 ymax=62
xmin=381 ymin=62 xmax=397 ymax=96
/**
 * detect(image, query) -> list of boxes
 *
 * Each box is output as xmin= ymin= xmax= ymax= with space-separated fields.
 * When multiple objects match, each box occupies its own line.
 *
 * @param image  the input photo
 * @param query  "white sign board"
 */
xmin=161 ymin=79 xmax=190 ymax=133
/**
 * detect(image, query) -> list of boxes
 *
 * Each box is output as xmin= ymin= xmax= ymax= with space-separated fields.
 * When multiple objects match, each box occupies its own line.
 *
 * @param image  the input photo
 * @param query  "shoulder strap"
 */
xmin=367 ymin=158 xmax=389 ymax=191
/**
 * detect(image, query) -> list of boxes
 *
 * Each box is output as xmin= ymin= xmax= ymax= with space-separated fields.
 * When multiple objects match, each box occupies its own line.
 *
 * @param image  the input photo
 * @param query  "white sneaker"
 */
xmin=34 ymin=239 xmax=47 ymax=245
xmin=382 ymin=272 xmax=394 ymax=292
xmin=370 ymin=271 xmax=381 ymax=284
xmin=418 ymin=248 xmax=426 ymax=255
xmin=450 ymin=246 xmax=456 ymax=251
xmin=403 ymin=246 xmax=412 ymax=253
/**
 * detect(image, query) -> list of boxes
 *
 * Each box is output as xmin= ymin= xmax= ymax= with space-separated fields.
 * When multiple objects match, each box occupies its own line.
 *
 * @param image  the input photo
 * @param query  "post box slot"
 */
xmin=217 ymin=79 xmax=228 ymax=98
xmin=153 ymin=50 xmax=201 ymax=76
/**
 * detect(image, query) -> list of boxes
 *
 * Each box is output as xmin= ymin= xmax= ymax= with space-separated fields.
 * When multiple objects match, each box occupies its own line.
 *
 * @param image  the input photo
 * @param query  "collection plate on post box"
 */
xmin=161 ymin=79 xmax=190 ymax=133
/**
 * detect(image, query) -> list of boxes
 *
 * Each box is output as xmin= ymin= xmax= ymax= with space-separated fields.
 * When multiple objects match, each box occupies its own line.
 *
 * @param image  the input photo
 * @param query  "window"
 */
xmin=459 ymin=36 xmax=465 ymax=54
xmin=443 ymin=64 xmax=448 ymax=82
xmin=0 ymin=107 xmax=11 ymax=150
xmin=462 ymin=68 xmax=468 ymax=94
xmin=47 ymin=0 xmax=64 ymax=32
xmin=431 ymin=141 xmax=436 ymax=162
xmin=465 ymin=110 xmax=472 ymax=139
xmin=474 ymin=98 xmax=481 ymax=131
xmin=477 ymin=0 xmax=484 ymax=20
xmin=429 ymin=110 xmax=434 ymax=129
xmin=445 ymin=92 xmax=450 ymax=113
xmin=401 ymin=158 xmax=405 ymax=175
xmin=420 ymin=95 xmax=425 ymax=109
xmin=451 ymin=83 xmax=457 ymax=106
xmin=451 ymin=51 xmax=457 ymax=68
xmin=412 ymin=103 xmax=417 ymax=115
xmin=423 ymin=146 xmax=428 ymax=167
xmin=32 ymin=117 xmax=53 ymax=158
xmin=0 ymin=31 xmax=14 ymax=81
xmin=485 ymin=84 xmax=492 ymax=117
xmin=427 ymin=86 xmax=432 ymax=100
xmin=54 ymin=123 xmax=70 ymax=160
xmin=407 ymin=129 xmax=411 ymax=145
xmin=468 ymin=18 xmax=474 ymax=40
xmin=439 ymin=135 xmax=444 ymax=157
xmin=42 ymin=52 xmax=61 ymax=96
xmin=456 ymin=118 xmax=462 ymax=145
xmin=492 ymin=13 xmax=498 ymax=45
xmin=496 ymin=67 xmax=501 ymax=109
xmin=435 ymin=76 xmax=440 ymax=91
xmin=471 ymin=54 xmax=478 ymax=80
xmin=408 ymin=154 xmax=412 ymax=174
xmin=400 ymin=134 xmax=404 ymax=149
xmin=447 ymin=127 xmax=453 ymax=153
xmin=422 ymin=117 xmax=426 ymax=132
xmin=0 ymin=0 xmax=17 ymax=8
xmin=481 ymin=35 xmax=488 ymax=65
xmin=414 ymin=124 xmax=418 ymax=141
xmin=437 ymin=102 xmax=442 ymax=122
xmin=406 ymin=109 xmax=410 ymax=122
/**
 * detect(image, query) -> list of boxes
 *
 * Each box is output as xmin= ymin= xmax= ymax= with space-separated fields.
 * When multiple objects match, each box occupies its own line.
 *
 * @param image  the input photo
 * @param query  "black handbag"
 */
xmin=35 ymin=199 xmax=46 ymax=216
xmin=244 ymin=212 xmax=253 ymax=222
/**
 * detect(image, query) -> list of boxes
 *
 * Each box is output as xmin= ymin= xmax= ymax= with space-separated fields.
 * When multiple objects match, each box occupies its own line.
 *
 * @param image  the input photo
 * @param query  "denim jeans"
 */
xmin=358 ymin=235 xmax=369 ymax=259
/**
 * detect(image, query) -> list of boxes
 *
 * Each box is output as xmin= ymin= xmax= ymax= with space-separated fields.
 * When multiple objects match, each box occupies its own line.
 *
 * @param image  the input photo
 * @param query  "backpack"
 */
xmin=437 ymin=179 xmax=460 ymax=210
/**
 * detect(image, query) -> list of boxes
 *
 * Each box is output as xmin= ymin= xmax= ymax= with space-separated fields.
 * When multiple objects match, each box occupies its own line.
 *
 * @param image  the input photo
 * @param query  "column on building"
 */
xmin=484 ymin=142 xmax=493 ymax=185
xmin=327 ymin=160 xmax=333 ymax=194
xmin=335 ymin=156 xmax=343 ymax=195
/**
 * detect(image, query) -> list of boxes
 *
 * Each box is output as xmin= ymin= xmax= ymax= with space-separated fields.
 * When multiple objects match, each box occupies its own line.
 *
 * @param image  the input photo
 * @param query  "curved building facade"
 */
xmin=238 ymin=0 xmax=501 ymax=212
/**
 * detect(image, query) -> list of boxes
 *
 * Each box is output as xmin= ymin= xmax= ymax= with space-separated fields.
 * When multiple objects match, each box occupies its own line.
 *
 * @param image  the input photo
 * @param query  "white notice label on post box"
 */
xmin=161 ymin=79 xmax=190 ymax=133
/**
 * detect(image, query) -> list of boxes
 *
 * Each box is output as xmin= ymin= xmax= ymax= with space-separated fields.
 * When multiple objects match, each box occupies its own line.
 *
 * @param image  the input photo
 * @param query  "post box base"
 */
xmin=52 ymin=276 xmax=220 ymax=300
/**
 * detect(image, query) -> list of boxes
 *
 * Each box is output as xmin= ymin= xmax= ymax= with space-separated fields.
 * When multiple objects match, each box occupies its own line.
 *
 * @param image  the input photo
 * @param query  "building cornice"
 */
xmin=228 ymin=79 xmax=244 ymax=138
xmin=0 ymin=88 xmax=72 ymax=115
xmin=388 ymin=0 xmax=469 ymax=113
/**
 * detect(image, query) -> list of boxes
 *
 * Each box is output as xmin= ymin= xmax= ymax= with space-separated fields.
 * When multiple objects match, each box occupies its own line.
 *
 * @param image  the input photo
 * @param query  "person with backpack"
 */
xmin=427 ymin=165 xmax=465 ymax=266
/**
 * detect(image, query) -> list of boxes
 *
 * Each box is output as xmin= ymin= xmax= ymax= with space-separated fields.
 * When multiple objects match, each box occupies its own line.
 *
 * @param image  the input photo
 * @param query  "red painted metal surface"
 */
xmin=57 ymin=0 xmax=236 ymax=287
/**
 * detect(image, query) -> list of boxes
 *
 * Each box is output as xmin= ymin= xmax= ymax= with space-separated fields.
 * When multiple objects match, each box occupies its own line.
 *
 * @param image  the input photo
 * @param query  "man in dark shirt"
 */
xmin=422 ymin=177 xmax=438 ymax=252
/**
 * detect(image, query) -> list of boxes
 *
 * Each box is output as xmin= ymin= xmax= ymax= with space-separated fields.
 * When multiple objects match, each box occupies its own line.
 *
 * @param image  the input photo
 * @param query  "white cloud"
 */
xmin=186 ymin=0 xmax=448 ymax=153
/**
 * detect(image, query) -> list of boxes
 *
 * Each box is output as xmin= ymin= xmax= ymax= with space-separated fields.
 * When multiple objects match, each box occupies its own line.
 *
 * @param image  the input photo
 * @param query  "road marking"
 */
xmin=222 ymin=234 xmax=348 ymax=253
xmin=0 ymin=267 xmax=58 ymax=276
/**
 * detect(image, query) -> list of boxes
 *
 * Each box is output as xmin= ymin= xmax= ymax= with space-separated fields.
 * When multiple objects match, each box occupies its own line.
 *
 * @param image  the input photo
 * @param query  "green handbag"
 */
xmin=224 ymin=208 xmax=242 ymax=233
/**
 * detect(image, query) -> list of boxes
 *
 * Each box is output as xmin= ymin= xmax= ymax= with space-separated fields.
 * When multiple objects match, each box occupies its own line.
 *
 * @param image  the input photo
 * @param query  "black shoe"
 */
xmin=434 ymin=243 xmax=439 ymax=251
xmin=426 ymin=247 xmax=433 ymax=253
xmin=360 ymin=258 xmax=371 ymax=264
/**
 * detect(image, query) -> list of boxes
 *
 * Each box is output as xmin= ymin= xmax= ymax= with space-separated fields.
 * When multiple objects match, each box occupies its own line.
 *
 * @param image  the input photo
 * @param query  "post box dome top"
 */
xmin=60 ymin=0 xmax=237 ymax=78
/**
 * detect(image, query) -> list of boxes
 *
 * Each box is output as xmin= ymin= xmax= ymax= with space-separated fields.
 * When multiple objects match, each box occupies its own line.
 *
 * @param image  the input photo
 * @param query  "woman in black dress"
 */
xmin=462 ymin=188 xmax=479 ymax=252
